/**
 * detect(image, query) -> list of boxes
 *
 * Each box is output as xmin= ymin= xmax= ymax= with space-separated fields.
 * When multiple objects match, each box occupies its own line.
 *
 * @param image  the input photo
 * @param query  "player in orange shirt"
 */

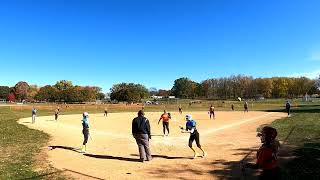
xmin=158 ymin=110 xmax=171 ymax=136
xmin=241 ymin=126 xmax=281 ymax=180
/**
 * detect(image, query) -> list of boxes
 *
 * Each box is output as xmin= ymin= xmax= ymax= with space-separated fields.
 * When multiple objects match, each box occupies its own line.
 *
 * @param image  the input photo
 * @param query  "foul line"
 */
xmin=202 ymin=112 xmax=275 ymax=135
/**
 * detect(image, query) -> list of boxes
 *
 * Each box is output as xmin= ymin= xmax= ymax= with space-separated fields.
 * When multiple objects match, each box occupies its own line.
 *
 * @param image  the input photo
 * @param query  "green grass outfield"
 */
xmin=0 ymin=100 xmax=319 ymax=179
xmin=270 ymin=104 xmax=320 ymax=179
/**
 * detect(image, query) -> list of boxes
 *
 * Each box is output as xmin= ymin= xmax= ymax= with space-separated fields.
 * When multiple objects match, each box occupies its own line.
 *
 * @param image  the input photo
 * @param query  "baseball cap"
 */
xmin=186 ymin=114 xmax=192 ymax=120
xmin=83 ymin=112 xmax=89 ymax=117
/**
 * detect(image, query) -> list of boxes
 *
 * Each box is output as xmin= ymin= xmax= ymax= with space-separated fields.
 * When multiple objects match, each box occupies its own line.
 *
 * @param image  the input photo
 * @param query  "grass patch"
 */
xmin=270 ymin=104 xmax=320 ymax=179
xmin=0 ymin=107 xmax=66 ymax=179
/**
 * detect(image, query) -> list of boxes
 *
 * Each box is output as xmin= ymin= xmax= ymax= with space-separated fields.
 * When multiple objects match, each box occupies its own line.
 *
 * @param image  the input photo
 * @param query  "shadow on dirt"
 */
xmin=146 ymin=164 xmax=206 ymax=180
xmin=130 ymin=154 xmax=192 ymax=160
xmin=49 ymin=145 xmax=81 ymax=153
xmin=83 ymin=154 xmax=140 ymax=162
xmin=21 ymin=122 xmax=32 ymax=124
xmin=21 ymin=168 xmax=105 ymax=180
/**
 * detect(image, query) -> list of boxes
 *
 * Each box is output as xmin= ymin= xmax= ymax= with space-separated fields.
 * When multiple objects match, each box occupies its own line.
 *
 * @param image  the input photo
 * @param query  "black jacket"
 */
xmin=132 ymin=116 xmax=151 ymax=137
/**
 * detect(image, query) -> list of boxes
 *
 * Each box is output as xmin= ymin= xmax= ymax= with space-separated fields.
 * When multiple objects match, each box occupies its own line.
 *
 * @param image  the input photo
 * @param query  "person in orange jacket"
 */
xmin=241 ymin=126 xmax=281 ymax=180
xmin=158 ymin=110 xmax=171 ymax=136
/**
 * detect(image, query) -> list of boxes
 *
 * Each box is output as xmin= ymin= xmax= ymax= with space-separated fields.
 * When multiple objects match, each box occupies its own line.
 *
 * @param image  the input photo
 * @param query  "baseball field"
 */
xmin=1 ymin=101 xmax=319 ymax=179
xmin=18 ymin=110 xmax=286 ymax=179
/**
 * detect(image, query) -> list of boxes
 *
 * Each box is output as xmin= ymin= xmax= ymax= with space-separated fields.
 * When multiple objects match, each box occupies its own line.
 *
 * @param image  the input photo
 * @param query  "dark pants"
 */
xmin=82 ymin=128 xmax=89 ymax=145
xmin=55 ymin=114 xmax=58 ymax=120
xmin=134 ymin=134 xmax=152 ymax=161
xmin=189 ymin=131 xmax=201 ymax=148
xmin=210 ymin=112 xmax=215 ymax=119
xmin=163 ymin=122 xmax=169 ymax=135
xmin=286 ymin=108 xmax=290 ymax=115
xmin=244 ymin=107 xmax=248 ymax=112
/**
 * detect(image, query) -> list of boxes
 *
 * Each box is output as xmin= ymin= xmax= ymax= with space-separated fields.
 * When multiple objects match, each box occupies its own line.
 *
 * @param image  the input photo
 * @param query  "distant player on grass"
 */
xmin=180 ymin=114 xmax=207 ymax=159
xmin=158 ymin=110 xmax=171 ymax=136
xmin=285 ymin=101 xmax=291 ymax=117
xmin=241 ymin=126 xmax=281 ymax=179
xmin=209 ymin=105 xmax=215 ymax=119
xmin=231 ymin=104 xmax=234 ymax=111
xmin=32 ymin=107 xmax=37 ymax=124
xmin=81 ymin=112 xmax=90 ymax=152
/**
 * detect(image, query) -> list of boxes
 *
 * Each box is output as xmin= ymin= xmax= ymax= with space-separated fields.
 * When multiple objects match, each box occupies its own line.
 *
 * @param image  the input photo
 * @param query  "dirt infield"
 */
xmin=19 ymin=111 xmax=286 ymax=179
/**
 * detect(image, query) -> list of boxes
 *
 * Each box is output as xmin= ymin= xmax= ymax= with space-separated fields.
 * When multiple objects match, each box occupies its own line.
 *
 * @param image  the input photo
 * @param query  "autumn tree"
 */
xmin=110 ymin=83 xmax=149 ymax=102
xmin=14 ymin=81 xmax=30 ymax=101
xmin=171 ymin=77 xmax=199 ymax=98
xmin=0 ymin=86 xmax=10 ymax=100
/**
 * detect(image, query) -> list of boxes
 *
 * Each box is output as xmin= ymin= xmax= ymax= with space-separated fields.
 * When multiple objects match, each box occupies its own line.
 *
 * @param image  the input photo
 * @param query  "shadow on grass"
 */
xmin=20 ymin=170 xmax=64 ymax=180
xmin=21 ymin=168 xmax=105 ymax=180
xmin=265 ymin=108 xmax=320 ymax=113
xmin=294 ymin=104 xmax=320 ymax=108
xmin=208 ymin=147 xmax=259 ymax=180
xmin=283 ymin=142 xmax=320 ymax=179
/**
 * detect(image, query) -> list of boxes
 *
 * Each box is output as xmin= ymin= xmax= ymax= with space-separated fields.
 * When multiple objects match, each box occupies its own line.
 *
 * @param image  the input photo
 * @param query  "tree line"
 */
xmin=109 ymin=75 xmax=319 ymax=102
xmin=0 ymin=80 xmax=105 ymax=103
xmin=0 ymin=75 xmax=319 ymax=103
xmin=171 ymin=75 xmax=319 ymax=99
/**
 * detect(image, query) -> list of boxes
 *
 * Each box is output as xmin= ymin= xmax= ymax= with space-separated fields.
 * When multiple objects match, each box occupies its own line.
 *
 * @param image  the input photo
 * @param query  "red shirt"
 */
xmin=160 ymin=113 xmax=170 ymax=122
xmin=256 ymin=146 xmax=277 ymax=170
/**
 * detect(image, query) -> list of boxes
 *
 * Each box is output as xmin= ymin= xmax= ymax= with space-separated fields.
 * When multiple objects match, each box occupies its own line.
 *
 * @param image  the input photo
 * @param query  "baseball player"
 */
xmin=31 ymin=107 xmax=37 ymax=124
xmin=181 ymin=114 xmax=207 ymax=159
xmin=178 ymin=105 xmax=182 ymax=114
xmin=209 ymin=105 xmax=215 ymax=119
xmin=244 ymin=101 xmax=249 ymax=113
xmin=81 ymin=112 xmax=90 ymax=152
xmin=285 ymin=101 xmax=291 ymax=116
xmin=158 ymin=110 xmax=171 ymax=136
xmin=54 ymin=107 xmax=60 ymax=121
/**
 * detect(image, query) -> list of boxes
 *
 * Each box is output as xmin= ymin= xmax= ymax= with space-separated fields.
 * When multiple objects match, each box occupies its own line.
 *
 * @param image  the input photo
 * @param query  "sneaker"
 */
xmin=193 ymin=153 xmax=199 ymax=159
xmin=202 ymin=152 xmax=207 ymax=158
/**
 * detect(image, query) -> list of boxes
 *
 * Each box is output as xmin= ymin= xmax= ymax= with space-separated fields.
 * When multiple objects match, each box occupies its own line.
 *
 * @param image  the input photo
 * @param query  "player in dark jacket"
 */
xmin=285 ymin=101 xmax=291 ymax=116
xmin=132 ymin=110 xmax=152 ymax=162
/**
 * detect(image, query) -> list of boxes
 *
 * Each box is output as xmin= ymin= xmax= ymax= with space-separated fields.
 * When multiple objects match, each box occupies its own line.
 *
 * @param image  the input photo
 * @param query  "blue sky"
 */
xmin=0 ymin=0 xmax=320 ymax=92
